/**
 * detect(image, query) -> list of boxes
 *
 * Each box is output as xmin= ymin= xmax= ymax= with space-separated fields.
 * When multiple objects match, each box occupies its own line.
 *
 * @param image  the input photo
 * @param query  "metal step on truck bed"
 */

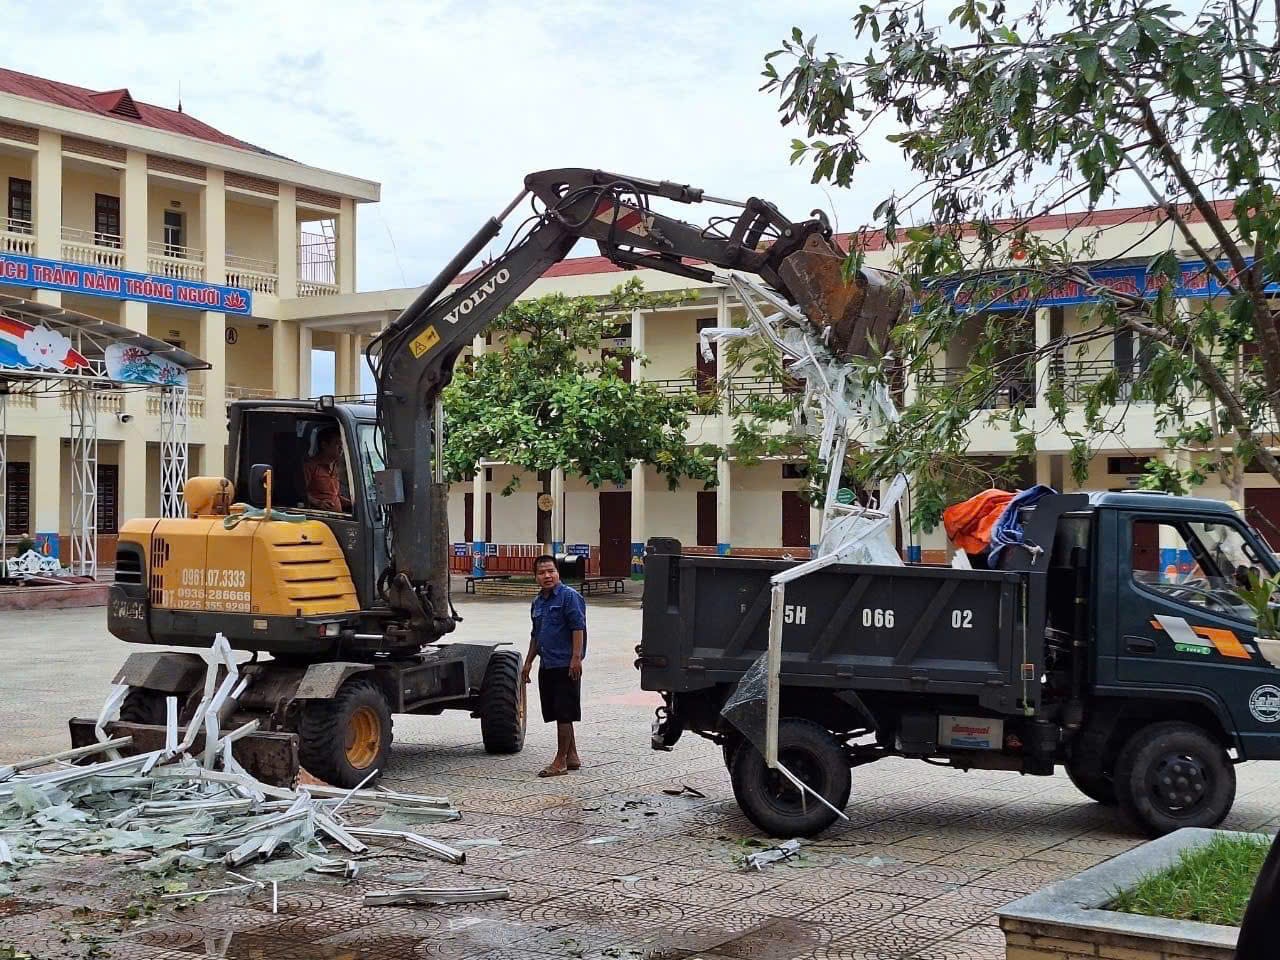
xmin=640 ymin=547 xmax=1037 ymax=715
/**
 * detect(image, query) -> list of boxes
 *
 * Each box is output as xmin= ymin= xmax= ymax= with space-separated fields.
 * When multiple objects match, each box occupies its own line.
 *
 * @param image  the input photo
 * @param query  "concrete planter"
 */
xmin=997 ymin=827 xmax=1264 ymax=960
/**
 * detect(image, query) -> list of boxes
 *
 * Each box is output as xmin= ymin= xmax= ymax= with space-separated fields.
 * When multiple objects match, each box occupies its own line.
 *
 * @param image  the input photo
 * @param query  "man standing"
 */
xmin=522 ymin=555 xmax=586 ymax=777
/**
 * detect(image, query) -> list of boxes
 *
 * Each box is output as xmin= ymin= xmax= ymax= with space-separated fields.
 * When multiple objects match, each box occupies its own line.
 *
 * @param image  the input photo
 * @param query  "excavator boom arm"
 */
xmin=366 ymin=168 xmax=900 ymax=643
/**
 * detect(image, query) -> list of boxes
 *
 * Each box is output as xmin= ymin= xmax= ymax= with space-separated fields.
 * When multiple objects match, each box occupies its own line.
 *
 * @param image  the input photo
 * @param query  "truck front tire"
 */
xmin=298 ymin=678 xmax=392 ymax=788
xmin=479 ymin=650 xmax=526 ymax=754
xmin=729 ymin=718 xmax=851 ymax=838
xmin=1113 ymin=721 xmax=1235 ymax=836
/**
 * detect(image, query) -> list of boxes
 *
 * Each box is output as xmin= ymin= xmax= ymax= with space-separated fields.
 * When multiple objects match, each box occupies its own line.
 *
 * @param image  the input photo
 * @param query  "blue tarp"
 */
xmin=987 ymin=484 xmax=1057 ymax=564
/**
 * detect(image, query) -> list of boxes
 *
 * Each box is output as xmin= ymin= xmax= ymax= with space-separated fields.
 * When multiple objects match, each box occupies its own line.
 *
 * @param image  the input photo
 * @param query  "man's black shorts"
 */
xmin=538 ymin=666 xmax=581 ymax=723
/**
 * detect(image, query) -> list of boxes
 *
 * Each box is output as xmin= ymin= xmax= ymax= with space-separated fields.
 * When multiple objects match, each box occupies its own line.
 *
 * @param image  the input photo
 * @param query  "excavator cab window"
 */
xmin=235 ymin=410 xmax=355 ymax=515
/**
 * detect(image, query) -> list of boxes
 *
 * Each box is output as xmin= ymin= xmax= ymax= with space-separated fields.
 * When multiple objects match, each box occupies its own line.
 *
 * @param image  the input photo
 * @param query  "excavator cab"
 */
xmin=227 ymin=399 xmax=387 ymax=612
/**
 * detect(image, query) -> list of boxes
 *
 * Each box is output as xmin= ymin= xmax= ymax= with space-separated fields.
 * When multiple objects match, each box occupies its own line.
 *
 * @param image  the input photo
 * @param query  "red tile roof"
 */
xmin=0 ymin=67 xmax=264 ymax=154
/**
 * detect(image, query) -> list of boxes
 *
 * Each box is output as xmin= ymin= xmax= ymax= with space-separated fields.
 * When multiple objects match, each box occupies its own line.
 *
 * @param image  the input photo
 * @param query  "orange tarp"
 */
xmin=943 ymin=488 xmax=1015 ymax=555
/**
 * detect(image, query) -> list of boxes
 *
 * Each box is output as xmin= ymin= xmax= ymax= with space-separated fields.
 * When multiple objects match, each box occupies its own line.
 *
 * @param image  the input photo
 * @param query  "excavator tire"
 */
xmin=298 ymin=678 xmax=392 ymax=788
xmin=479 ymin=650 xmax=526 ymax=754
xmin=119 ymin=688 xmax=167 ymax=726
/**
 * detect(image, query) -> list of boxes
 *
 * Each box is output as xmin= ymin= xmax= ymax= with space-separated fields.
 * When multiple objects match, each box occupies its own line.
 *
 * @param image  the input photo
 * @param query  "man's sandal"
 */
xmin=537 ymin=765 xmax=568 ymax=778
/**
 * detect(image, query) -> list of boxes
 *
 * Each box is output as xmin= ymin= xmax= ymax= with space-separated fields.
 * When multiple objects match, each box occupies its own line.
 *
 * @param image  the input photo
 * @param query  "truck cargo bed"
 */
xmin=640 ymin=546 xmax=1042 ymax=716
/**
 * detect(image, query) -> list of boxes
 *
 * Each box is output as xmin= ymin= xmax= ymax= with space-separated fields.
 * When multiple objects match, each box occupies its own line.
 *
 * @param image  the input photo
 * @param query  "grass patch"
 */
xmin=1108 ymin=833 xmax=1272 ymax=927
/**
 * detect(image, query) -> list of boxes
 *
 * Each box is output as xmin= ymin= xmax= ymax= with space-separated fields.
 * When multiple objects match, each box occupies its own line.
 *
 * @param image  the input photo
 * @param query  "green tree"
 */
xmin=760 ymin=0 xmax=1280 ymax=529
xmin=441 ymin=278 xmax=720 ymax=493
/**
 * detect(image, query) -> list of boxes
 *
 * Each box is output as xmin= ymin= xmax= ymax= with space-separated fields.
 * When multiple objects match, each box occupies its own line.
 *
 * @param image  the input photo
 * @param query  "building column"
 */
xmin=716 ymin=458 xmax=732 ymax=555
xmin=630 ymin=462 xmax=646 ymax=578
xmin=471 ymin=467 xmax=487 ymax=577
xmin=338 ymin=199 xmax=357 ymax=293
xmin=275 ymin=185 xmax=298 ymax=299
xmin=714 ymin=291 xmax=732 ymax=555
xmin=122 ymin=149 xmax=148 ymax=273
xmin=201 ymin=170 xmax=227 ymax=451
xmin=33 ymin=130 xmax=61 ymax=261
xmin=470 ymin=335 xmax=487 ymax=575
xmin=297 ymin=324 xmax=313 ymax=398
xmin=271 ymin=320 xmax=298 ymax=398
xmin=32 ymin=429 xmax=61 ymax=560
xmin=119 ymin=426 xmax=148 ymax=523
xmin=199 ymin=311 xmax=226 ymax=445
xmin=551 ymin=467 xmax=565 ymax=553
xmin=1033 ymin=307 xmax=1051 ymax=412
xmin=334 ymin=333 xmax=355 ymax=396
xmin=628 ymin=307 xmax=647 ymax=575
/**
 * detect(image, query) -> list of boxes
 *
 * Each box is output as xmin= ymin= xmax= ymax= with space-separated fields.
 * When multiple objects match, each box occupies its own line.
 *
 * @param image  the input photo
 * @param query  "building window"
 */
xmin=97 ymin=465 xmax=119 ymax=534
xmin=1108 ymin=456 xmax=1153 ymax=475
xmin=94 ymin=194 xmax=121 ymax=247
xmin=5 ymin=461 xmax=30 ymax=538
xmin=163 ymin=210 xmax=185 ymax=255
xmin=7 ymin=178 xmax=32 ymax=233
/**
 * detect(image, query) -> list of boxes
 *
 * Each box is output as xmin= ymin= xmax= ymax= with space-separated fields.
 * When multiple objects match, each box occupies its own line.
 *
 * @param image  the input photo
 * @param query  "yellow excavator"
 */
xmin=73 ymin=168 xmax=904 ymax=787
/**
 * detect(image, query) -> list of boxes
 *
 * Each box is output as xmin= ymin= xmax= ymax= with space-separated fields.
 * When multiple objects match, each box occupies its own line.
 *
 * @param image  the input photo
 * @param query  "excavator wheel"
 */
xmin=298 ymin=678 xmax=393 ymax=788
xmin=479 ymin=650 xmax=526 ymax=754
xmin=119 ymin=688 xmax=167 ymax=726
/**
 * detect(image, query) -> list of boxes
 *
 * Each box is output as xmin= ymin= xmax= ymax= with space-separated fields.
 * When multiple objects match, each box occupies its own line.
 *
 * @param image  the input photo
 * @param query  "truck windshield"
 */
xmin=1132 ymin=517 xmax=1272 ymax=620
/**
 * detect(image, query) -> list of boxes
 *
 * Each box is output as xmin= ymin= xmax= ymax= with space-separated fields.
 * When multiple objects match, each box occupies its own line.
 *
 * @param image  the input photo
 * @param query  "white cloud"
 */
xmin=4 ymin=0 xmax=908 ymax=291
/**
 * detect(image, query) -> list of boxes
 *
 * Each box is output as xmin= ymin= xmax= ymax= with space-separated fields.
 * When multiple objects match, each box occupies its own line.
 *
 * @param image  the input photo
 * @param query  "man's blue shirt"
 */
xmin=531 ymin=582 xmax=587 ymax=668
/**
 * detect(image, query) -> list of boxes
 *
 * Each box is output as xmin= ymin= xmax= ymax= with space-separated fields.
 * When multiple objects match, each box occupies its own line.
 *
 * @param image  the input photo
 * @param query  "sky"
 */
xmin=0 ymin=0 xmax=910 ymax=295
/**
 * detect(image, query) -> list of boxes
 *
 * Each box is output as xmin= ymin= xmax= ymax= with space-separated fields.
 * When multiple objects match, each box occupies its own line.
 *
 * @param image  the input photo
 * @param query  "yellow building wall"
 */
xmin=225 ymin=198 xmax=276 ymax=264
xmin=645 ymin=465 xmax=699 ymax=546
xmin=224 ymin=319 xmax=275 ymax=391
xmin=643 ymin=310 xmax=701 ymax=381
xmin=147 ymin=184 xmax=202 ymax=248
xmin=62 ymin=168 xmax=123 ymax=235
xmin=488 ymin=466 xmax=538 ymax=543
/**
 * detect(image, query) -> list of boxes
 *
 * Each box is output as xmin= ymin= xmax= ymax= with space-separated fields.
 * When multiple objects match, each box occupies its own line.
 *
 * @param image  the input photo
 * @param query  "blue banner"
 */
xmin=0 ymin=252 xmax=252 ymax=315
xmin=940 ymin=259 xmax=1260 ymax=312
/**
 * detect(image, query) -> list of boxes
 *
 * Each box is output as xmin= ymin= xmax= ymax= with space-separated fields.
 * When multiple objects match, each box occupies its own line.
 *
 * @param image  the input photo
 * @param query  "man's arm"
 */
xmin=567 ymin=591 xmax=586 ymax=680
xmin=569 ymin=629 xmax=584 ymax=680
xmin=522 ymin=616 xmax=539 ymax=683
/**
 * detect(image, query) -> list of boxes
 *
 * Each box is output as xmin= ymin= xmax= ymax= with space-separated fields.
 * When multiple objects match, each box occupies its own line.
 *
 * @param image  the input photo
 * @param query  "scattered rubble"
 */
xmin=741 ymin=838 xmax=802 ymax=871
xmin=0 ymin=634 xmax=470 ymax=908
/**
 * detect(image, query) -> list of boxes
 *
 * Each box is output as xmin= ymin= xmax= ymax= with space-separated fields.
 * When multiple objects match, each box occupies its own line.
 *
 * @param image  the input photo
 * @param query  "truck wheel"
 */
xmin=1113 ymin=721 xmax=1235 ymax=836
xmin=479 ymin=650 xmax=525 ymax=754
xmin=119 ymin=688 xmax=167 ymax=725
xmin=298 ymin=678 xmax=392 ymax=788
xmin=1064 ymin=758 xmax=1117 ymax=806
xmin=729 ymin=718 xmax=851 ymax=838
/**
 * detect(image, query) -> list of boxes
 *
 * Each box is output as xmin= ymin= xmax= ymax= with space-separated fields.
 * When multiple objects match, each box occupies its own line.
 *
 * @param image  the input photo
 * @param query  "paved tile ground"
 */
xmin=1 ymin=590 xmax=1279 ymax=959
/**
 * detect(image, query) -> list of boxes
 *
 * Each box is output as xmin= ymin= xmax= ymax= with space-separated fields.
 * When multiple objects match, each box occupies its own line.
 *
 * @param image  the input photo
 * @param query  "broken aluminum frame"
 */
xmin=363 ymin=886 xmax=511 ymax=907
xmin=705 ymin=273 xmax=907 ymax=794
xmin=346 ymin=826 xmax=466 ymax=865
xmin=0 ymin=737 xmax=133 ymax=783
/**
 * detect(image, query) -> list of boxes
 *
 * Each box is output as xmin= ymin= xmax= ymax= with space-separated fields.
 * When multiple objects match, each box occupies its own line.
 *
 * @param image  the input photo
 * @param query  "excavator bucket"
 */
xmin=778 ymin=234 xmax=907 ymax=361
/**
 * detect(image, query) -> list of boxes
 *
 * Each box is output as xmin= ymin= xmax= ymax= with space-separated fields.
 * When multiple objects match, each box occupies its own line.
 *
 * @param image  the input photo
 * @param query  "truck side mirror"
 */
xmin=248 ymin=463 xmax=272 ymax=508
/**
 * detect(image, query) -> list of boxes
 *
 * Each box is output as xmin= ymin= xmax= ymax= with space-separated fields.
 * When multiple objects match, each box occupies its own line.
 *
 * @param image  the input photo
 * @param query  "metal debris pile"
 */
xmin=0 ymin=635 xmax=503 ymax=908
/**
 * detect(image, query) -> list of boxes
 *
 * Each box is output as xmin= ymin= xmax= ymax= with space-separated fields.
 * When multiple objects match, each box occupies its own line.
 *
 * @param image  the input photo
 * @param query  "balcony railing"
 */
xmin=59 ymin=392 xmax=123 ymax=415
xmin=297 ymin=279 xmax=339 ymax=298
xmin=646 ymin=376 xmax=797 ymax=414
xmin=147 ymin=241 xmax=205 ymax=281
xmin=0 ymin=217 xmax=35 ymax=255
xmin=225 ymin=255 xmax=278 ymax=295
xmin=61 ymin=226 xmax=124 ymax=268
xmin=144 ymin=384 xmax=205 ymax=418
xmin=918 ymin=365 xmax=1037 ymax=409
xmin=225 ymin=385 xmax=276 ymax=405
xmin=1049 ymin=358 xmax=1143 ymax=404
